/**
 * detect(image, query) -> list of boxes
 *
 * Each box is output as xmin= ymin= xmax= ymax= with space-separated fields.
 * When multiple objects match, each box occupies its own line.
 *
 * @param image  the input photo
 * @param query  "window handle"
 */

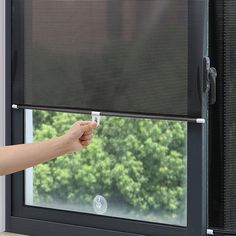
xmin=203 ymin=57 xmax=217 ymax=105
xmin=91 ymin=111 xmax=101 ymax=126
xmin=209 ymin=67 xmax=217 ymax=105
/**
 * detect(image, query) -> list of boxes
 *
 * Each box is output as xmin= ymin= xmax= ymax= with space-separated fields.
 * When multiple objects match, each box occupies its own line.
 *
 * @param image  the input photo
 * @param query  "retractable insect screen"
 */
xmin=12 ymin=0 xmax=203 ymax=118
xmin=209 ymin=0 xmax=236 ymax=233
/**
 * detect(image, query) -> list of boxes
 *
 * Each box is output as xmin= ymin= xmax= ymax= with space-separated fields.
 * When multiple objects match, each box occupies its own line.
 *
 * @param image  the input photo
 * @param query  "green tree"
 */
xmin=33 ymin=110 xmax=186 ymax=224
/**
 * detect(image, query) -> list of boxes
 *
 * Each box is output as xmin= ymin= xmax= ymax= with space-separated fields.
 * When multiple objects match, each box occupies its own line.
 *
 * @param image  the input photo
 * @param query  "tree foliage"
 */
xmin=33 ymin=110 xmax=186 ymax=224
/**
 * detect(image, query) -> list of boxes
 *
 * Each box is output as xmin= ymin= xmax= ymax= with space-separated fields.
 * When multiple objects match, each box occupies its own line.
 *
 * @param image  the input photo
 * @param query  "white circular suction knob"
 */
xmin=93 ymin=195 xmax=107 ymax=215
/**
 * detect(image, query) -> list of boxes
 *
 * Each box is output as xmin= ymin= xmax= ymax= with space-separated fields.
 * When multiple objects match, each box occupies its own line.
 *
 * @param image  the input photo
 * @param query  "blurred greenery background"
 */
xmin=31 ymin=110 xmax=187 ymax=225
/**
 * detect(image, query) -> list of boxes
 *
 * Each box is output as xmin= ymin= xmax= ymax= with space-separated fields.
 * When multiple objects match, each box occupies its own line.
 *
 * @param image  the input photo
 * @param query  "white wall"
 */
xmin=0 ymin=0 xmax=5 ymax=232
xmin=25 ymin=110 xmax=34 ymax=206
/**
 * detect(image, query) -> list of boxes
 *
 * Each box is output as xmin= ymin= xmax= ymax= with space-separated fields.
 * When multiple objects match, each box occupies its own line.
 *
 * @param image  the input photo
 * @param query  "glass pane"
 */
xmin=25 ymin=109 xmax=187 ymax=226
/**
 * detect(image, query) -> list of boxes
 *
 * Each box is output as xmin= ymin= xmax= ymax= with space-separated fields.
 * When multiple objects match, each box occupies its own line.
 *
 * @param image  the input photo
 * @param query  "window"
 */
xmin=25 ymin=110 xmax=187 ymax=226
xmin=6 ymin=0 xmax=209 ymax=236
xmin=12 ymin=0 xmax=202 ymax=118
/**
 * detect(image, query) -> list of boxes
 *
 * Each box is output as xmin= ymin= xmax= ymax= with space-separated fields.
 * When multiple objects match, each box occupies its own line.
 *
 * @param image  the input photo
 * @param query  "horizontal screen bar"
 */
xmin=12 ymin=104 xmax=205 ymax=123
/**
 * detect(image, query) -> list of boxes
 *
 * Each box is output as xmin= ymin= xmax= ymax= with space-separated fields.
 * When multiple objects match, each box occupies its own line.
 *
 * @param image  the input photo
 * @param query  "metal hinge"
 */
xmin=203 ymin=57 xmax=217 ymax=105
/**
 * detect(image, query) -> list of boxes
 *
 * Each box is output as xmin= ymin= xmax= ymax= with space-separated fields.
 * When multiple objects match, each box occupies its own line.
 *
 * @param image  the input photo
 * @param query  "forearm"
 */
xmin=0 ymin=120 xmax=96 ymax=176
xmin=0 ymin=136 xmax=69 ymax=176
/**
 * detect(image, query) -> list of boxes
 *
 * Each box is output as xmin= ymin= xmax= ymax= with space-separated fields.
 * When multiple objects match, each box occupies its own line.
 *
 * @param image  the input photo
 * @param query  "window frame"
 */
xmin=5 ymin=0 xmax=208 ymax=235
xmin=208 ymin=0 xmax=224 ymax=229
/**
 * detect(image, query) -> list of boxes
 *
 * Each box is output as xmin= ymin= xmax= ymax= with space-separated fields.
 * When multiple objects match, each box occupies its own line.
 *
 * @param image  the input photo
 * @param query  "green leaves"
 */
xmin=33 ymin=110 xmax=186 ymax=223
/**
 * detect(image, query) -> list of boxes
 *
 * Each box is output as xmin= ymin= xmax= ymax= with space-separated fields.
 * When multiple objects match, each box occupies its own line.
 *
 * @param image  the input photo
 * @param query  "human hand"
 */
xmin=61 ymin=121 xmax=97 ymax=153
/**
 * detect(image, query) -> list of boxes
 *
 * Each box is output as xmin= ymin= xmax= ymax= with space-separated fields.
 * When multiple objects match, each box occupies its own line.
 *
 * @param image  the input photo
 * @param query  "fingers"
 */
xmin=81 ymin=140 xmax=90 ymax=147
xmin=77 ymin=121 xmax=97 ymax=128
xmin=69 ymin=121 xmax=97 ymax=149
xmin=83 ymin=130 xmax=92 ymax=136
xmin=80 ymin=133 xmax=92 ymax=141
xmin=77 ymin=121 xmax=97 ymax=133
xmin=78 ymin=121 xmax=95 ymax=145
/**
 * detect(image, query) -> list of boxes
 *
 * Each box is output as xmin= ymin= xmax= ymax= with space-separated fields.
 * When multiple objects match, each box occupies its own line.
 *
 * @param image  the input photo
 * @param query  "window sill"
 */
xmin=0 ymin=233 xmax=27 ymax=236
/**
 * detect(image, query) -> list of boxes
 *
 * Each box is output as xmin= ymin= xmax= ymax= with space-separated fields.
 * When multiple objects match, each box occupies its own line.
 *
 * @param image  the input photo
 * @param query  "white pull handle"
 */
xmin=91 ymin=111 xmax=101 ymax=126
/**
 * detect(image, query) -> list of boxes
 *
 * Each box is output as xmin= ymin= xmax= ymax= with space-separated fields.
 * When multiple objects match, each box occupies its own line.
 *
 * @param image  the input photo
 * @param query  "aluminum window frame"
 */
xmin=5 ymin=0 xmax=208 ymax=235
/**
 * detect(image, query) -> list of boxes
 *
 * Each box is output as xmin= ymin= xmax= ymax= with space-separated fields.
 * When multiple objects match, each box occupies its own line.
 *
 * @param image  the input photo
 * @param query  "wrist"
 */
xmin=55 ymin=135 xmax=73 ymax=155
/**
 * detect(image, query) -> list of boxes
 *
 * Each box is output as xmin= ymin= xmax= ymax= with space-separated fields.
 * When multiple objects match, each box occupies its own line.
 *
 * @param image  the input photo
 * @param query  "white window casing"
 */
xmin=0 ymin=0 xmax=6 ymax=232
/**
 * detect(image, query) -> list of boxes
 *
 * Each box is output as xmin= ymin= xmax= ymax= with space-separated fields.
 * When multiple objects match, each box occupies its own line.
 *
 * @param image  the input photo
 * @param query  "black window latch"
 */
xmin=203 ymin=57 xmax=217 ymax=105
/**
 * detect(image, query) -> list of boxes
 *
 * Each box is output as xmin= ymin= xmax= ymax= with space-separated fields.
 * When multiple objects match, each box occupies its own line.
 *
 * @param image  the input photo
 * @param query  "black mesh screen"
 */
xmin=12 ymin=0 xmax=204 ymax=117
xmin=209 ymin=0 xmax=236 ymax=233
xmin=224 ymin=1 xmax=236 ymax=231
